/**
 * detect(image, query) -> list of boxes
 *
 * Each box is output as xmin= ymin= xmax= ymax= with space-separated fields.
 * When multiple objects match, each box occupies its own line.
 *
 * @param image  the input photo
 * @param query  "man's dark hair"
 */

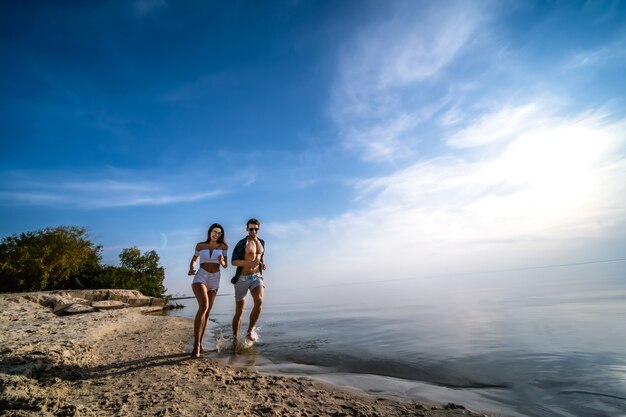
xmin=247 ymin=218 xmax=260 ymax=228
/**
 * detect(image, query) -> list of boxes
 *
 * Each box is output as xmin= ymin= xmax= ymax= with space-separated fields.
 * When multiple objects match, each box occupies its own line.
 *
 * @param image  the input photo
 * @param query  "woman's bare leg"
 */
xmin=198 ymin=289 xmax=218 ymax=353
xmin=191 ymin=283 xmax=209 ymax=357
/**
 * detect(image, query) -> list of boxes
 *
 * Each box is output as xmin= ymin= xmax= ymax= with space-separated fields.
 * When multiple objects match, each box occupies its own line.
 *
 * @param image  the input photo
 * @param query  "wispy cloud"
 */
xmin=332 ymin=1 xmax=491 ymax=162
xmin=160 ymin=72 xmax=242 ymax=103
xmin=339 ymin=2 xmax=486 ymax=91
xmin=0 ymin=169 xmax=224 ymax=209
xmin=343 ymin=112 xmax=421 ymax=162
xmin=133 ymin=0 xmax=167 ymax=16
xmin=445 ymin=103 xmax=540 ymax=149
xmin=564 ymin=33 xmax=626 ymax=69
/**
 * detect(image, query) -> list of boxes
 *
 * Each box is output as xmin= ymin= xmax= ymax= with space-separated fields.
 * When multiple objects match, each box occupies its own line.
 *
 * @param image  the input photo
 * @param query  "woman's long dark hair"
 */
xmin=205 ymin=223 xmax=226 ymax=245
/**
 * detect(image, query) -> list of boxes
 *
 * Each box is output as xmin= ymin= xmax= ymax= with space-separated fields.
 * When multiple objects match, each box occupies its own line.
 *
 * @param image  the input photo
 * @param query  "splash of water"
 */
xmin=213 ymin=327 xmax=260 ymax=353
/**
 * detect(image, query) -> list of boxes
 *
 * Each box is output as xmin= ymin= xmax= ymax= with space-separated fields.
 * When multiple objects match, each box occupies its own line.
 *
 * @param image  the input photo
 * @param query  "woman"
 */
xmin=188 ymin=223 xmax=228 ymax=357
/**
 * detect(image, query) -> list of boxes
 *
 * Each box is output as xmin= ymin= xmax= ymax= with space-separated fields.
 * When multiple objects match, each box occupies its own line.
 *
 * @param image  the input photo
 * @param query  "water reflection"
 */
xmin=166 ymin=264 xmax=626 ymax=417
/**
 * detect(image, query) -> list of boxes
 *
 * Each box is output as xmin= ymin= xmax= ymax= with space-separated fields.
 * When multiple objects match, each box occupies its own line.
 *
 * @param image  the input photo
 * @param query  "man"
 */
xmin=230 ymin=218 xmax=266 ymax=347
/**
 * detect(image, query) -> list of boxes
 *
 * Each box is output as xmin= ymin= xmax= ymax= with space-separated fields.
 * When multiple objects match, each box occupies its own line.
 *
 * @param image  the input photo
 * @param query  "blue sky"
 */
xmin=1 ymin=0 xmax=625 ymax=296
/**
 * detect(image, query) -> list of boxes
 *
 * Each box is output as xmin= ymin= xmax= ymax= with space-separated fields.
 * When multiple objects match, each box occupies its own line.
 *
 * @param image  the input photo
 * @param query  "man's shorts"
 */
xmin=234 ymin=274 xmax=264 ymax=301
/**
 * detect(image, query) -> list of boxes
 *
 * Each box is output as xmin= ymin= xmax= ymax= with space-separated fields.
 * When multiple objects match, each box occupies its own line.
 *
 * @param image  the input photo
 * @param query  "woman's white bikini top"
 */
xmin=195 ymin=248 xmax=227 ymax=264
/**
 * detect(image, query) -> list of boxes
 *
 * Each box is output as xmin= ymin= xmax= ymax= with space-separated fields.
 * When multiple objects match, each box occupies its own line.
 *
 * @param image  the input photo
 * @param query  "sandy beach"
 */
xmin=0 ymin=294 xmax=489 ymax=416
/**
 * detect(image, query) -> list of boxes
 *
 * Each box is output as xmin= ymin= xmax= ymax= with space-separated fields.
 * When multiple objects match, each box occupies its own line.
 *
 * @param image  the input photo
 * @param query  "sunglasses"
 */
xmin=211 ymin=231 xmax=223 ymax=236
xmin=248 ymin=227 xmax=259 ymax=232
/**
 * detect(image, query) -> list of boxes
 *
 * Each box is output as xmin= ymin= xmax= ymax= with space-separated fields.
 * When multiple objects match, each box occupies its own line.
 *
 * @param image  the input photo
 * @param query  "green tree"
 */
xmin=0 ymin=226 xmax=102 ymax=293
xmin=117 ymin=247 xmax=166 ymax=297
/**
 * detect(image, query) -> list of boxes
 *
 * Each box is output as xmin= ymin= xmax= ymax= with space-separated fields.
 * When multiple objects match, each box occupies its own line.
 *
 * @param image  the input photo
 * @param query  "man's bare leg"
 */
xmin=247 ymin=285 xmax=264 ymax=341
xmin=232 ymin=299 xmax=246 ymax=350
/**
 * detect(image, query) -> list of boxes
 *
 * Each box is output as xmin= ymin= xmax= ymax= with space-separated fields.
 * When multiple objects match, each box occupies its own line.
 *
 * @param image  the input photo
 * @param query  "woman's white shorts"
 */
xmin=192 ymin=269 xmax=220 ymax=291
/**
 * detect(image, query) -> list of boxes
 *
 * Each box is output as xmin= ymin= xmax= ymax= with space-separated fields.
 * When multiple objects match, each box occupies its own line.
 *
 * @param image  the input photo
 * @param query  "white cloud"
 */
xmin=267 ymin=107 xmax=626 ymax=288
xmin=313 ymin=2 xmax=626 ymax=290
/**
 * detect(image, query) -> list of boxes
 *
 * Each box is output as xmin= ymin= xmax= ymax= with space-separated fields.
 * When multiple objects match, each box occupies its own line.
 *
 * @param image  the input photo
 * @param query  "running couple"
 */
xmin=188 ymin=218 xmax=266 ymax=357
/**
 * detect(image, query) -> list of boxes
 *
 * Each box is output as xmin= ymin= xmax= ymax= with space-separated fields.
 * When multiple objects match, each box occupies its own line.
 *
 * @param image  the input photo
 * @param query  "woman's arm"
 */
xmin=220 ymin=245 xmax=228 ymax=268
xmin=188 ymin=245 xmax=199 ymax=275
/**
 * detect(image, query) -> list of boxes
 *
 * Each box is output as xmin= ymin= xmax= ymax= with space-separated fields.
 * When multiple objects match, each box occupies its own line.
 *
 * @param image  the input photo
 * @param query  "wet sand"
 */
xmin=0 ymin=294 xmax=490 ymax=416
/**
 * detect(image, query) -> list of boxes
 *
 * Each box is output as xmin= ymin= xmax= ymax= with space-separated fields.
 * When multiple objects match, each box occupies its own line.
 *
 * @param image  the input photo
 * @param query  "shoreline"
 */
xmin=0 ymin=294 xmax=492 ymax=416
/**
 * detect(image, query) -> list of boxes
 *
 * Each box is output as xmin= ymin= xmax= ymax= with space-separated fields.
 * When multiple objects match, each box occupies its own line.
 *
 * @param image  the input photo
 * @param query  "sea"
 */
xmin=165 ymin=260 xmax=626 ymax=417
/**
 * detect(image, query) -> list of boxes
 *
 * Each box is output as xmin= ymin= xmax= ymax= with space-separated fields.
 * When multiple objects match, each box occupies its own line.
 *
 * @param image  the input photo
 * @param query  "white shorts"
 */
xmin=192 ymin=269 xmax=220 ymax=291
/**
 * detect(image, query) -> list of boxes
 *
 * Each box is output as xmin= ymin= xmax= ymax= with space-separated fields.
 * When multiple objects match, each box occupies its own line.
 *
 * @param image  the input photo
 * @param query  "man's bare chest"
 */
xmin=245 ymin=240 xmax=263 ymax=258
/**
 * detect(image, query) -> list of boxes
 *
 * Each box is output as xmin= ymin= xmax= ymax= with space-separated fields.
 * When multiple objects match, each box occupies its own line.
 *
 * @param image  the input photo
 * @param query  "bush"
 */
xmin=0 ymin=226 xmax=102 ymax=293
xmin=0 ymin=227 xmax=167 ymax=297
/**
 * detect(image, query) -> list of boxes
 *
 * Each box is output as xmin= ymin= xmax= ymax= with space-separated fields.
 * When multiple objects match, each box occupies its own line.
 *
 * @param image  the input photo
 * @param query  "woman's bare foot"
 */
xmin=191 ymin=345 xmax=202 ymax=358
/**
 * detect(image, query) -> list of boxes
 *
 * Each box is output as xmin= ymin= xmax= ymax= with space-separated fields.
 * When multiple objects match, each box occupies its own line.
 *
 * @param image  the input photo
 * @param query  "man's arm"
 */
xmin=232 ymin=259 xmax=258 ymax=268
xmin=232 ymin=259 xmax=253 ymax=267
xmin=260 ymin=239 xmax=266 ymax=270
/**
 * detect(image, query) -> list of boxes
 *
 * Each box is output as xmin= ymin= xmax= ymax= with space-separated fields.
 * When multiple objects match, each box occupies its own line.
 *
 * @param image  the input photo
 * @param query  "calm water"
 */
xmin=167 ymin=262 xmax=626 ymax=417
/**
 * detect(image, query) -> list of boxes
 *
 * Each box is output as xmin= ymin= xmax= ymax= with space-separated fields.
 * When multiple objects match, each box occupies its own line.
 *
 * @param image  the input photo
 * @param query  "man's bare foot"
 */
xmin=246 ymin=328 xmax=258 ymax=342
xmin=191 ymin=347 xmax=201 ymax=358
xmin=231 ymin=338 xmax=239 ymax=352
